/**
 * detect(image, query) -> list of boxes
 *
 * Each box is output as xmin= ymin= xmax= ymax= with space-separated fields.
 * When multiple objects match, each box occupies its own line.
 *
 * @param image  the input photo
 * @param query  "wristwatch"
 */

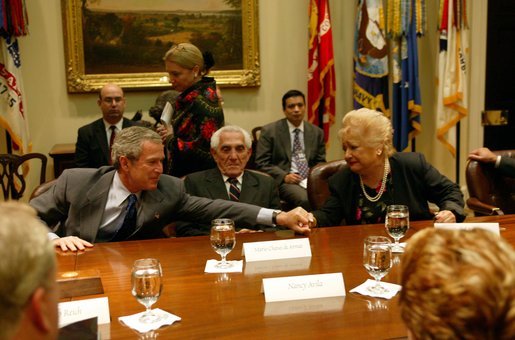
xmin=272 ymin=210 xmax=282 ymax=226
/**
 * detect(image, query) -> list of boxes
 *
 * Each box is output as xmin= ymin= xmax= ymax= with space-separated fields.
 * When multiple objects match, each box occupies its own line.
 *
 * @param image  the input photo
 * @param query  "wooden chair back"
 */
xmin=0 ymin=153 xmax=47 ymax=200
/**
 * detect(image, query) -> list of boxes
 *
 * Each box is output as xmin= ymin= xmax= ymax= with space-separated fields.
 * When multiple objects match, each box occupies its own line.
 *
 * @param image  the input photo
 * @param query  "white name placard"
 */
xmin=264 ymin=296 xmax=345 ymax=316
xmin=434 ymin=222 xmax=500 ymax=236
xmin=262 ymin=273 xmax=346 ymax=303
xmin=244 ymin=257 xmax=311 ymax=275
xmin=58 ymin=297 xmax=110 ymax=328
xmin=243 ymin=238 xmax=311 ymax=262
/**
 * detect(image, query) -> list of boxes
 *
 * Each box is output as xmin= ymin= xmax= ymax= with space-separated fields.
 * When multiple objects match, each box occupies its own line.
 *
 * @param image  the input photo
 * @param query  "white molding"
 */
xmin=467 ymin=0 xmax=488 ymax=151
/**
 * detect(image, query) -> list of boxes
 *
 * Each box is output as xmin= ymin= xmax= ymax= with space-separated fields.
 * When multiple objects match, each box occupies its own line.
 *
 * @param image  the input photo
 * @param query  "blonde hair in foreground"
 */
xmin=400 ymin=228 xmax=515 ymax=339
xmin=0 ymin=202 xmax=56 ymax=339
xmin=338 ymin=108 xmax=395 ymax=156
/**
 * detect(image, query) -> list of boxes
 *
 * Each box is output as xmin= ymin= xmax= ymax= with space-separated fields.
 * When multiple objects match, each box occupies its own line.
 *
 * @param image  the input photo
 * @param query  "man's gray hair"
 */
xmin=111 ymin=126 xmax=162 ymax=169
xmin=0 ymin=202 xmax=55 ymax=339
xmin=211 ymin=125 xmax=252 ymax=149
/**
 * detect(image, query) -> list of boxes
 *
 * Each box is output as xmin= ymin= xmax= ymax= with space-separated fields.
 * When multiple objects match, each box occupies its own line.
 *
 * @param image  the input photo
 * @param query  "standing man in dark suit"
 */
xmin=176 ymin=125 xmax=281 ymax=236
xmin=31 ymin=127 xmax=313 ymax=252
xmin=255 ymin=89 xmax=326 ymax=210
xmin=75 ymin=83 xmax=136 ymax=168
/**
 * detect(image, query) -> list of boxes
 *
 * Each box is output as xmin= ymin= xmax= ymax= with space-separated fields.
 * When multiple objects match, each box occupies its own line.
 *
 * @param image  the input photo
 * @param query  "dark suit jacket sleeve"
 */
xmin=414 ymin=153 xmax=465 ymax=221
xmin=312 ymin=169 xmax=355 ymax=227
xmin=75 ymin=125 xmax=94 ymax=168
xmin=30 ymin=171 xmax=71 ymax=233
xmin=175 ymin=175 xmax=213 ymax=236
xmin=311 ymin=125 xmax=327 ymax=165
xmin=176 ymin=170 xmax=281 ymax=236
xmin=499 ymin=156 xmax=515 ymax=177
xmin=255 ymin=123 xmax=289 ymax=184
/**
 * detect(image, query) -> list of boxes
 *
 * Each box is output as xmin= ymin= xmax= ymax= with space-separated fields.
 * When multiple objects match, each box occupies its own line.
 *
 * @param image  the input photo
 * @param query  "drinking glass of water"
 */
xmin=385 ymin=205 xmax=409 ymax=253
xmin=363 ymin=236 xmax=393 ymax=294
xmin=210 ymin=219 xmax=236 ymax=268
xmin=131 ymin=258 xmax=163 ymax=323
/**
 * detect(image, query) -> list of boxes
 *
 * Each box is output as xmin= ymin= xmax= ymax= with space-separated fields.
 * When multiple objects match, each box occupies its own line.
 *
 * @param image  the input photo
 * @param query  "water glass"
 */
xmin=210 ymin=219 xmax=236 ymax=268
xmin=385 ymin=205 xmax=409 ymax=253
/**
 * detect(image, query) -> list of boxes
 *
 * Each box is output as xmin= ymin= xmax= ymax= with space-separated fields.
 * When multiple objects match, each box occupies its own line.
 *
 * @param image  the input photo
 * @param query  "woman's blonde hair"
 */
xmin=163 ymin=43 xmax=205 ymax=73
xmin=338 ymin=108 xmax=394 ymax=156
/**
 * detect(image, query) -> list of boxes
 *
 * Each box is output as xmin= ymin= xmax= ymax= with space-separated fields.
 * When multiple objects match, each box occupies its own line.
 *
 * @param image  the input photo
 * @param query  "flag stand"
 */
xmin=455 ymin=122 xmax=460 ymax=185
xmin=4 ymin=131 xmax=12 ymax=154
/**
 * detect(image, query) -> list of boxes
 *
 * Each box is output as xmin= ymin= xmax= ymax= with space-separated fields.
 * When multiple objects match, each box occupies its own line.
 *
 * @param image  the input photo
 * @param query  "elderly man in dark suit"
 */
xmin=75 ymin=83 xmax=136 ymax=168
xmin=255 ymin=89 xmax=326 ymax=210
xmin=31 ymin=127 xmax=313 ymax=252
xmin=176 ymin=125 xmax=281 ymax=236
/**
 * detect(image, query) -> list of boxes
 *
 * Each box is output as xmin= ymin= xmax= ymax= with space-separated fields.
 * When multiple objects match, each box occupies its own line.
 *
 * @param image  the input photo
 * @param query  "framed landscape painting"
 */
xmin=62 ymin=0 xmax=260 ymax=93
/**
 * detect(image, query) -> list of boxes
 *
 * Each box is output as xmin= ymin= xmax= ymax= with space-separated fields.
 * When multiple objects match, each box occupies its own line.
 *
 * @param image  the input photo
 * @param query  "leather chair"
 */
xmin=466 ymin=150 xmax=515 ymax=216
xmin=307 ymin=159 xmax=347 ymax=210
xmin=0 ymin=153 xmax=47 ymax=200
xmin=246 ymin=126 xmax=262 ymax=170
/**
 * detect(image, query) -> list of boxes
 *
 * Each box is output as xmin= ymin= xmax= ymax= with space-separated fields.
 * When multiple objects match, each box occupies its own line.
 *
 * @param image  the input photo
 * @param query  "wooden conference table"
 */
xmin=57 ymin=214 xmax=515 ymax=339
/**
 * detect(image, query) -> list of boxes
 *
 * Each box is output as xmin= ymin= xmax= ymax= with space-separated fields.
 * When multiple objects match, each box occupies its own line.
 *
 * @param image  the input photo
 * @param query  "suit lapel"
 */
xmin=206 ymin=168 xmax=230 ymax=199
xmin=137 ymin=188 xmax=166 ymax=234
xmin=303 ymin=123 xmax=313 ymax=160
xmin=79 ymin=171 xmax=114 ymax=242
xmin=239 ymin=171 xmax=258 ymax=202
xmin=121 ymin=118 xmax=132 ymax=128
xmin=279 ymin=119 xmax=292 ymax=162
xmin=94 ymin=119 xmax=110 ymax=163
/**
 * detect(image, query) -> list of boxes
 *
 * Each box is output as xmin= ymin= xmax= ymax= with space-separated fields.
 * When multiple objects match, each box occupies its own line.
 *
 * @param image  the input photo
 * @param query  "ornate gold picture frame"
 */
xmin=62 ymin=0 xmax=260 ymax=93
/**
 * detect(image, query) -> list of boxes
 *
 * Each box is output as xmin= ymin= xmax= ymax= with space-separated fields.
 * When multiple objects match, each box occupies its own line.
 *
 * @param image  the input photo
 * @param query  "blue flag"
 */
xmin=391 ymin=2 xmax=422 ymax=151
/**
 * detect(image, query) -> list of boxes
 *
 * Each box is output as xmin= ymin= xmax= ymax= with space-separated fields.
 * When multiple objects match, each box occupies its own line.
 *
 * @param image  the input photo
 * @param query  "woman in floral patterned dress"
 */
xmin=157 ymin=43 xmax=224 ymax=177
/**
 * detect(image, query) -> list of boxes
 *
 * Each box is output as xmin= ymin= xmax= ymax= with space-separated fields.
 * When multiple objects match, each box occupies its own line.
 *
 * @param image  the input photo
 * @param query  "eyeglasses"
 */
xmin=102 ymin=96 xmax=123 ymax=104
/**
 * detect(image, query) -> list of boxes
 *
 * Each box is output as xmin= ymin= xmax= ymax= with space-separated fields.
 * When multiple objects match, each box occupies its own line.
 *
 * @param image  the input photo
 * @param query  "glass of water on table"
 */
xmin=385 ymin=205 xmax=409 ymax=253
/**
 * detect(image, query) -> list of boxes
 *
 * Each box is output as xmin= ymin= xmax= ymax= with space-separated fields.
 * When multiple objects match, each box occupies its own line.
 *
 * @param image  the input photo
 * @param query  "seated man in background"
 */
xmin=468 ymin=147 xmax=515 ymax=177
xmin=176 ymin=125 xmax=281 ymax=236
xmin=255 ymin=89 xmax=326 ymax=210
xmin=31 ymin=127 xmax=312 ymax=252
xmin=75 ymin=83 xmax=136 ymax=168
xmin=400 ymin=228 xmax=515 ymax=339
xmin=0 ymin=202 xmax=58 ymax=340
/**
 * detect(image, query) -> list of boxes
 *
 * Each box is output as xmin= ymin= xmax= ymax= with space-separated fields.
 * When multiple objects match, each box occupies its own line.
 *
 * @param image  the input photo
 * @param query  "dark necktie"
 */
xmin=108 ymin=125 xmax=116 ymax=165
xmin=293 ymin=128 xmax=309 ymax=179
xmin=228 ymin=177 xmax=240 ymax=201
xmin=112 ymin=194 xmax=138 ymax=241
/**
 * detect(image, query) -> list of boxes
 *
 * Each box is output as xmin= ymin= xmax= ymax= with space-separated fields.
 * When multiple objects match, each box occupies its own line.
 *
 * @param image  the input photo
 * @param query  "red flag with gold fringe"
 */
xmin=308 ymin=0 xmax=336 ymax=144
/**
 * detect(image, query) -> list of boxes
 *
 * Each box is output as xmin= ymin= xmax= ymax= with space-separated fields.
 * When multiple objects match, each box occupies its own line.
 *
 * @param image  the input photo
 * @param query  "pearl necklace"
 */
xmin=359 ymin=158 xmax=390 ymax=202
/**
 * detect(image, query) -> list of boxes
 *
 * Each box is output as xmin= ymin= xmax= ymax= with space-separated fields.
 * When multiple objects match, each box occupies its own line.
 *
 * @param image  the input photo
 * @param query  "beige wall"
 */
xmin=4 ymin=0 xmax=485 ymax=198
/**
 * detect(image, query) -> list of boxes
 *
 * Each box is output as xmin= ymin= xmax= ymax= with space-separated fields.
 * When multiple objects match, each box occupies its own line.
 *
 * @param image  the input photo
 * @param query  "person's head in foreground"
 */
xmin=400 ymin=228 xmax=515 ymax=339
xmin=0 ymin=202 xmax=58 ymax=340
